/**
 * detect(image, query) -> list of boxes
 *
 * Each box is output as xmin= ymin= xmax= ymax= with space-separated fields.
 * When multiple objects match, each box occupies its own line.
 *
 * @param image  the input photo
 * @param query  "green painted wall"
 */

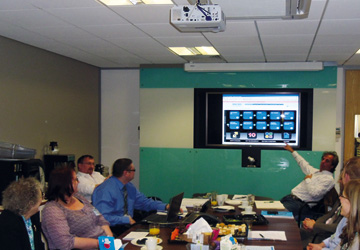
xmin=140 ymin=147 xmax=325 ymax=202
xmin=140 ymin=67 xmax=337 ymax=88
xmin=139 ymin=67 xmax=338 ymax=202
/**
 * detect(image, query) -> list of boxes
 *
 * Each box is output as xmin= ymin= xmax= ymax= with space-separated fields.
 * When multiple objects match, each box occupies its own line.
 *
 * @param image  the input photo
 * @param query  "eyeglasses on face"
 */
xmin=127 ymin=169 xmax=136 ymax=172
xmin=82 ymin=162 xmax=95 ymax=166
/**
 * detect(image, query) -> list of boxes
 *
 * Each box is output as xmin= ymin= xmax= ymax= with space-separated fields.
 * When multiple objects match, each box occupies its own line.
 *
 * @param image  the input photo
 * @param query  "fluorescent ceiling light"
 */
xmin=195 ymin=47 xmax=219 ymax=56
xmin=142 ymin=0 xmax=173 ymax=4
xmin=184 ymin=62 xmax=324 ymax=72
xmin=99 ymin=0 xmax=133 ymax=5
xmin=169 ymin=47 xmax=219 ymax=56
xmin=99 ymin=0 xmax=172 ymax=5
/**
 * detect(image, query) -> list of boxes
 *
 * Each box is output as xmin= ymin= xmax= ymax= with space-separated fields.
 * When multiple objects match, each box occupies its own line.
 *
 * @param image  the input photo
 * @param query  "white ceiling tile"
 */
xmin=204 ymin=21 xmax=258 ymax=37
xmin=0 ymin=9 xmax=68 ymax=28
xmin=266 ymin=54 xmax=307 ymax=62
xmin=28 ymin=0 xmax=102 ymax=9
xmin=225 ymin=55 xmax=265 ymax=63
xmin=216 ymin=46 xmax=264 ymax=56
xmin=313 ymin=34 xmax=360 ymax=46
xmin=46 ymin=6 xmax=127 ymax=26
xmin=136 ymin=23 xmax=194 ymax=37
xmin=345 ymin=55 xmax=360 ymax=65
xmin=156 ymin=36 xmax=211 ymax=46
xmin=81 ymin=24 xmax=148 ymax=39
xmin=110 ymin=5 xmax=173 ymax=24
xmin=0 ymin=0 xmax=359 ymax=67
xmin=29 ymin=26 xmax=96 ymax=41
xmin=318 ymin=19 xmax=360 ymax=35
xmin=257 ymin=19 xmax=319 ymax=35
xmin=0 ymin=0 xmax=37 ymax=10
xmin=261 ymin=35 xmax=314 ymax=47
xmin=323 ymin=0 xmax=360 ymax=19
xmin=207 ymin=36 xmax=261 ymax=47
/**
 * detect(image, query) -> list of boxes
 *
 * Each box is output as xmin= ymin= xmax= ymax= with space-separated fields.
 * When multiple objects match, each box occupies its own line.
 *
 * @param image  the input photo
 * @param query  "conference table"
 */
xmin=119 ymin=200 xmax=302 ymax=250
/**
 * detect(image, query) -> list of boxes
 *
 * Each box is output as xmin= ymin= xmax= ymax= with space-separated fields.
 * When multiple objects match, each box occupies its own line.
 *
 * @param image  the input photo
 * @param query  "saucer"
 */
xmin=131 ymin=237 xmax=162 ymax=246
xmin=140 ymin=246 xmax=163 ymax=250
xmin=238 ymin=205 xmax=250 ymax=209
xmin=225 ymin=199 xmax=242 ymax=206
xmin=241 ymin=211 xmax=256 ymax=215
xmin=214 ymin=205 xmax=235 ymax=212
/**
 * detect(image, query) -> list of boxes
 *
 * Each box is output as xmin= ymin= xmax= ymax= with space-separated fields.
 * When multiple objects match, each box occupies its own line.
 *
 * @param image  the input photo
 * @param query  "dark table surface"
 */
xmin=119 ymin=201 xmax=302 ymax=250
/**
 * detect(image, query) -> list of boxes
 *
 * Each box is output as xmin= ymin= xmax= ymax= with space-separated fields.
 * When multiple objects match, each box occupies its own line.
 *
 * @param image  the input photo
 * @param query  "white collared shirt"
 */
xmin=77 ymin=171 xmax=105 ymax=202
xmin=291 ymin=151 xmax=335 ymax=203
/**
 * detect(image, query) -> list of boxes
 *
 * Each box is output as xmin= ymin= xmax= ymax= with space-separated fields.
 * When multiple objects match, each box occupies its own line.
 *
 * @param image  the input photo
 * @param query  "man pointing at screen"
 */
xmin=280 ymin=143 xmax=339 ymax=220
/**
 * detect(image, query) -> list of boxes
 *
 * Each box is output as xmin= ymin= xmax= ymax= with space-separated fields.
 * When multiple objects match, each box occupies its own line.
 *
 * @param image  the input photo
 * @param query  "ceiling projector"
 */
xmin=170 ymin=5 xmax=226 ymax=33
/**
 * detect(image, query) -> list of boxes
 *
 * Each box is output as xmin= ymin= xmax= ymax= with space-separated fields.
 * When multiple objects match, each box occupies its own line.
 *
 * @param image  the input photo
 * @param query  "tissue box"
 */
xmin=179 ymin=232 xmax=213 ymax=245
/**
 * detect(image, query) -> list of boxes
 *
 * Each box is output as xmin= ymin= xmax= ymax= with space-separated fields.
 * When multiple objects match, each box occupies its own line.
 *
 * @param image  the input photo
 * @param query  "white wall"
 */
xmin=100 ymin=69 xmax=140 ymax=188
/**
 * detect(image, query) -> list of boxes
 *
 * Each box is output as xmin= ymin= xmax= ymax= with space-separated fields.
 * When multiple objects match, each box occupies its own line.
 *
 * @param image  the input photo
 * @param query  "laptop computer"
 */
xmin=182 ymin=199 xmax=213 ymax=224
xmin=142 ymin=192 xmax=184 ymax=225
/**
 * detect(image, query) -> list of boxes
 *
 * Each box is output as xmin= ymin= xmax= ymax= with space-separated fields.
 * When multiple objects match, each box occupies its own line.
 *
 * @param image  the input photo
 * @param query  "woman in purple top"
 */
xmin=41 ymin=166 xmax=113 ymax=250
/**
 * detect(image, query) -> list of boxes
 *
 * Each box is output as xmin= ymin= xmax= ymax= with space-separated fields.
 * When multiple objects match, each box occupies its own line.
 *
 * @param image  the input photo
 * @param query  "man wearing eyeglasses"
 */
xmin=92 ymin=158 xmax=169 ymax=236
xmin=280 ymin=144 xmax=339 ymax=221
xmin=77 ymin=155 xmax=105 ymax=202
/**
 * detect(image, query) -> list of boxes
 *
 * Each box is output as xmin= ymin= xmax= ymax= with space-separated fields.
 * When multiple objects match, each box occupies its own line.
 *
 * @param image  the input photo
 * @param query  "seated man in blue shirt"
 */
xmin=92 ymin=158 xmax=169 ymax=236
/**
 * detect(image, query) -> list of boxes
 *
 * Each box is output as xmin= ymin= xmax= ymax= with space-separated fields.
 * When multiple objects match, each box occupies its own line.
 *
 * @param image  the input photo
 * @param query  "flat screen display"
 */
xmin=222 ymin=93 xmax=300 ymax=147
xmin=194 ymin=88 xmax=313 ymax=150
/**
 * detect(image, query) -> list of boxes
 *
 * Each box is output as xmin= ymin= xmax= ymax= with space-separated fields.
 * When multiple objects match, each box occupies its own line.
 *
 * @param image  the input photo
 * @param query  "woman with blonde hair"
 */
xmin=335 ymin=179 xmax=360 ymax=250
xmin=0 ymin=177 xmax=45 ymax=250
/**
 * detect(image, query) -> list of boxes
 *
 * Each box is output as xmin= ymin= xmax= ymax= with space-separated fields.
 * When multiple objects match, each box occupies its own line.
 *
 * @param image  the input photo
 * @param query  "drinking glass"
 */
xmin=149 ymin=223 xmax=160 ymax=237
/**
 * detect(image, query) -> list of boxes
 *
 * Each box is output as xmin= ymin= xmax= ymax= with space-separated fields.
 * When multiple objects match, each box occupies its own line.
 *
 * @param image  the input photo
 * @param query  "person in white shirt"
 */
xmin=77 ymin=155 xmax=105 ymax=202
xmin=280 ymin=144 xmax=339 ymax=221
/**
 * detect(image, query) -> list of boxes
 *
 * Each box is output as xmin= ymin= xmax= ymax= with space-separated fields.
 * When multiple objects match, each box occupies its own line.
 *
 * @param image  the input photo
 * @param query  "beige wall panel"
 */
xmin=0 ymin=36 xmax=100 ymax=161
xmin=140 ymin=88 xmax=194 ymax=148
xmin=344 ymin=70 xmax=360 ymax=161
xmin=313 ymin=89 xmax=337 ymax=151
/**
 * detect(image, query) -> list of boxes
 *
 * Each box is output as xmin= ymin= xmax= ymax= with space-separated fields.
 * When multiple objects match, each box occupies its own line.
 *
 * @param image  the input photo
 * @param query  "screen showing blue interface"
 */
xmin=222 ymin=93 xmax=300 ymax=146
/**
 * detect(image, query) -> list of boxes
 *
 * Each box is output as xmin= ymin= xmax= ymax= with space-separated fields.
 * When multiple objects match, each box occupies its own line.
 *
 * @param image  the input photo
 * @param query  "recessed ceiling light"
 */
xmin=169 ymin=47 xmax=199 ymax=56
xmin=142 ymin=0 xmax=173 ymax=4
xmin=195 ymin=46 xmax=219 ymax=56
xmin=169 ymin=46 xmax=219 ymax=56
xmin=98 ymin=0 xmax=173 ymax=5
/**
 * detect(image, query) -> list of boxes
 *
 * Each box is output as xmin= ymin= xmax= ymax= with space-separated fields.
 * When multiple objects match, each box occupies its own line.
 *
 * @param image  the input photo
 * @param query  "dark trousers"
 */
xmin=110 ymin=224 xmax=132 ymax=238
xmin=280 ymin=194 xmax=315 ymax=221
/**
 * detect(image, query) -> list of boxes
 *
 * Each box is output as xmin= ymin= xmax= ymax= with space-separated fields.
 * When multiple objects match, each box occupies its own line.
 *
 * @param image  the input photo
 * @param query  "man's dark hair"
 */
xmin=77 ymin=155 xmax=94 ymax=165
xmin=322 ymin=151 xmax=339 ymax=173
xmin=112 ymin=158 xmax=133 ymax=177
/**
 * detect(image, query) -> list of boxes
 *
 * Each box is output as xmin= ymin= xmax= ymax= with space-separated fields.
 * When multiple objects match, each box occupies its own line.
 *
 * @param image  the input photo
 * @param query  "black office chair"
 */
xmin=297 ymin=187 xmax=339 ymax=227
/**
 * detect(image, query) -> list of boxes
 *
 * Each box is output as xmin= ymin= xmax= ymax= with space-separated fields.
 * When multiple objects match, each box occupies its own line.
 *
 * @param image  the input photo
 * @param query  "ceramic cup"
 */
xmin=216 ymin=194 xmax=226 ymax=206
xmin=145 ymin=237 xmax=157 ymax=250
xmin=244 ymin=206 xmax=253 ymax=213
xmin=242 ymin=200 xmax=249 ymax=207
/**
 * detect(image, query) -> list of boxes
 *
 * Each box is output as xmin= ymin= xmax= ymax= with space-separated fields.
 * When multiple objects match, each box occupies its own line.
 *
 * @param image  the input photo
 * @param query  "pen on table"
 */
xmin=259 ymin=233 xmax=265 ymax=239
xmin=264 ymin=201 xmax=274 ymax=203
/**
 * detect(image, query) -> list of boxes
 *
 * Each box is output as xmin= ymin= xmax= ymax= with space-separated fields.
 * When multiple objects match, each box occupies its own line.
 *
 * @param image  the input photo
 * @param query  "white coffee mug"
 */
xmin=242 ymin=200 xmax=249 ymax=206
xmin=245 ymin=206 xmax=253 ymax=213
xmin=146 ymin=237 xmax=157 ymax=250
xmin=217 ymin=195 xmax=226 ymax=206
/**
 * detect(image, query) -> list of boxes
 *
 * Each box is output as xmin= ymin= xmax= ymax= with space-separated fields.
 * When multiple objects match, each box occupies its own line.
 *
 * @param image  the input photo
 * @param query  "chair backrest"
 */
xmin=323 ymin=187 xmax=339 ymax=212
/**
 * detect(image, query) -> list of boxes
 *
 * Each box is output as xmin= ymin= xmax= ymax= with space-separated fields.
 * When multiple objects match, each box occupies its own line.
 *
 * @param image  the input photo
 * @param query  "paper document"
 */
xmin=248 ymin=231 xmax=287 ymax=241
xmin=122 ymin=231 xmax=148 ymax=241
xmin=181 ymin=198 xmax=209 ymax=212
xmin=255 ymin=201 xmax=285 ymax=210
xmin=244 ymin=246 xmax=275 ymax=250
xmin=232 ymin=194 xmax=247 ymax=200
